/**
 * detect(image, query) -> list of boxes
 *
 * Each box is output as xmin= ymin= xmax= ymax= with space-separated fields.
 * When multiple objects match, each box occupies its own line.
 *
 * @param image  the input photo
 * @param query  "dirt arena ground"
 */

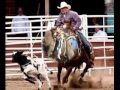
xmin=6 ymin=69 xmax=114 ymax=90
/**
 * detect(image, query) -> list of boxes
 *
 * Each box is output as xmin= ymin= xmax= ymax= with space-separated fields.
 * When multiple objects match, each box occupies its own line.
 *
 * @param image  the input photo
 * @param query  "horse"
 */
xmin=43 ymin=20 xmax=95 ymax=84
xmin=12 ymin=51 xmax=52 ymax=90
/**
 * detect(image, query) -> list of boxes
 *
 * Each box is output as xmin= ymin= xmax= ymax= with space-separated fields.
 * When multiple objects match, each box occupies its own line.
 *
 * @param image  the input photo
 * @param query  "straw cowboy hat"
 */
xmin=57 ymin=1 xmax=71 ymax=9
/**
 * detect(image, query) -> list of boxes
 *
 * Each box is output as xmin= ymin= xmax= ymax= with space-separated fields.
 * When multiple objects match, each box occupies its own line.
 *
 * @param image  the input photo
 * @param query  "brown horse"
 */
xmin=43 ymin=20 xmax=95 ymax=84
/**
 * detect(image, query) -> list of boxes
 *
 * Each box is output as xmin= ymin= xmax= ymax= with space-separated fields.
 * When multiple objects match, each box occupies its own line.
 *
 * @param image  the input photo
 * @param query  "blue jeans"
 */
xmin=76 ymin=31 xmax=91 ymax=58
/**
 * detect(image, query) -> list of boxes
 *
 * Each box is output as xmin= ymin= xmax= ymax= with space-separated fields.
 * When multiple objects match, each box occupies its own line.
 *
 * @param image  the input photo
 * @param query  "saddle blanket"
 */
xmin=68 ymin=38 xmax=79 ymax=49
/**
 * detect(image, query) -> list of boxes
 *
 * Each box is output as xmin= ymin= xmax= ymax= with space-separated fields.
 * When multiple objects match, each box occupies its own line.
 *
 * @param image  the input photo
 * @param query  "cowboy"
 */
xmin=53 ymin=1 xmax=93 ymax=67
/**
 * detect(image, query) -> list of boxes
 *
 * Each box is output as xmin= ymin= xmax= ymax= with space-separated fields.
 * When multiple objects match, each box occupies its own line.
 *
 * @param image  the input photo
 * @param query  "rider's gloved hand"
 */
xmin=73 ymin=27 xmax=77 ymax=31
xmin=73 ymin=27 xmax=80 ymax=31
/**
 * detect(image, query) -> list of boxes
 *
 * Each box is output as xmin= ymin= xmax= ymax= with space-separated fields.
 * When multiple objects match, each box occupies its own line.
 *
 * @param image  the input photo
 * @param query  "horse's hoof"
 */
xmin=57 ymin=81 xmax=61 ymax=85
xmin=38 ymin=88 xmax=41 ymax=90
xmin=78 ymin=77 xmax=83 ymax=83
xmin=48 ymin=88 xmax=51 ymax=90
xmin=62 ymin=79 xmax=67 ymax=84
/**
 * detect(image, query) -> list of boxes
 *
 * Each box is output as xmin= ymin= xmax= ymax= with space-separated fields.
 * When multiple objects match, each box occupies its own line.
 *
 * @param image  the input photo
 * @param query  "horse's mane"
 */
xmin=44 ymin=29 xmax=56 ymax=56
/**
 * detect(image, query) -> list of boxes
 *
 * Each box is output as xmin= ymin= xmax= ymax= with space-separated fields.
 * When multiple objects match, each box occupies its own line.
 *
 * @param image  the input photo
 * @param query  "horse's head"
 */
xmin=12 ymin=51 xmax=24 ymax=63
xmin=63 ymin=20 xmax=72 ymax=30
xmin=51 ymin=27 xmax=64 ymax=39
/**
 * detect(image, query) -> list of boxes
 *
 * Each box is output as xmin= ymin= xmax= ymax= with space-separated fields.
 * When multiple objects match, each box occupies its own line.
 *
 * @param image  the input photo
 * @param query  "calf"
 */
xmin=12 ymin=51 xmax=51 ymax=90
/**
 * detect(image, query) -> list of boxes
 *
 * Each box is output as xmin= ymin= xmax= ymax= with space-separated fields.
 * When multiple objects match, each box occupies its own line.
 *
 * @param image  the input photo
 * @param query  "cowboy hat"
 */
xmin=57 ymin=1 xmax=71 ymax=9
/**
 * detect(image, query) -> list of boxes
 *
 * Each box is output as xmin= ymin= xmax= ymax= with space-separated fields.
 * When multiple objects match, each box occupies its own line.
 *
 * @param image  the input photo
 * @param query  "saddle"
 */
xmin=65 ymin=30 xmax=82 ymax=49
xmin=60 ymin=32 xmax=82 ymax=63
xmin=59 ymin=36 xmax=82 ymax=65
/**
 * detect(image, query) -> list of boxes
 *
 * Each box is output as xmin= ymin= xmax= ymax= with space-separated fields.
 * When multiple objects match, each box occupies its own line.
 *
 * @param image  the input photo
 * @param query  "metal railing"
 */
xmin=5 ymin=15 xmax=114 ymax=77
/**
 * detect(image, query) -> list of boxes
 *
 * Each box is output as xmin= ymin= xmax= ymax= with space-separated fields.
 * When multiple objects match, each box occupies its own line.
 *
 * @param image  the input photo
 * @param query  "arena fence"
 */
xmin=5 ymin=15 xmax=114 ymax=77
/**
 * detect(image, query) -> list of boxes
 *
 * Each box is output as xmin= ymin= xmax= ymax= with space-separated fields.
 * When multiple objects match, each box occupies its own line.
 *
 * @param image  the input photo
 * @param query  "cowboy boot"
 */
xmin=84 ymin=46 xmax=94 ymax=68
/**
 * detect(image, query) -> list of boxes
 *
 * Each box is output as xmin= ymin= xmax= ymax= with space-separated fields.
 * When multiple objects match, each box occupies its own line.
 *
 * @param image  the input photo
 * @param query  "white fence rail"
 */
xmin=5 ymin=15 xmax=114 ymax=77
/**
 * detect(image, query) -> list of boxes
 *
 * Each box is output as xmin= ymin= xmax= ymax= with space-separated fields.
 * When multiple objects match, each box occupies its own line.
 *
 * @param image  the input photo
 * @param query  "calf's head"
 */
xmin=12 ymin=51 xmax=24 ymax=63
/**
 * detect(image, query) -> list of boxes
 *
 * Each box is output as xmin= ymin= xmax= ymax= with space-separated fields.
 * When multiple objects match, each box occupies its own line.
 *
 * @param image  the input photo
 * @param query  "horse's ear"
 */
xmin=70 ymin=20 xmax=72 ymax=24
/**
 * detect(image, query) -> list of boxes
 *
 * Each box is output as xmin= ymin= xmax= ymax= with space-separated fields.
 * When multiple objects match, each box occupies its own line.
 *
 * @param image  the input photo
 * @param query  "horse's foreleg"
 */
xmin=79 ymin=65 xmax=89 ymax=82
xmin=81 ymin=66 xmax=88 ymax=77
xmin=57 ymin=63 xmax=62 ymax=84
xmin=62 ymin=67 xmax=73 ymax=84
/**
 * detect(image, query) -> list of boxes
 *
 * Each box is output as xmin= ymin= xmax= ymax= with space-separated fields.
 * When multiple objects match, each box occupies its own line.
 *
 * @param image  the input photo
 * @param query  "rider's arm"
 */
xmin=72 ymin=12 xmax=81 ymax=30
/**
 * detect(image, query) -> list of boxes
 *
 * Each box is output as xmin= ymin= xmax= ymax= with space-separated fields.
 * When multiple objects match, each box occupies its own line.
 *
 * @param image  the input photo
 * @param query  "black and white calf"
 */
xmin=12 ymin=51 xmax=51 ymax=90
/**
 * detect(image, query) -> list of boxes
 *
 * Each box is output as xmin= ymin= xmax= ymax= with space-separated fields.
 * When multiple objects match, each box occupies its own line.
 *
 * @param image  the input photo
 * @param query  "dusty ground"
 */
xmin=6 ymin=69 xmax=114 ymax=90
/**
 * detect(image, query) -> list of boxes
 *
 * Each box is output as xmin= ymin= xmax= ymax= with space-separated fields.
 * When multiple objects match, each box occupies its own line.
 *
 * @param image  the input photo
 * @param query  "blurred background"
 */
xmin=5 ymin=0 xmax=114 ymax=15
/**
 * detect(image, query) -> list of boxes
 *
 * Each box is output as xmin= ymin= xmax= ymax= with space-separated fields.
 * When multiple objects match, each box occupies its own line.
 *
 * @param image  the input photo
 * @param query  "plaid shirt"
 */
xmin=55 ymin=10 xmax=81 ymax=30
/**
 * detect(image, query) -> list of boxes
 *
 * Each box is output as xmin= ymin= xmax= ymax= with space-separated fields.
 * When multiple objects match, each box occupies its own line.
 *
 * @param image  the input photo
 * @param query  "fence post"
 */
xmin=29 ymin=21 xmax=33 ymax=64
xmin=82 ymin=14 xmax=88 ymax=39
xmin=103 ymin=16 xmax=105 ymax=32
xmin=103 ymin=39 xmax=107 ymax=68
xmin=41 ymin=17 xmax=44 ymax=60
